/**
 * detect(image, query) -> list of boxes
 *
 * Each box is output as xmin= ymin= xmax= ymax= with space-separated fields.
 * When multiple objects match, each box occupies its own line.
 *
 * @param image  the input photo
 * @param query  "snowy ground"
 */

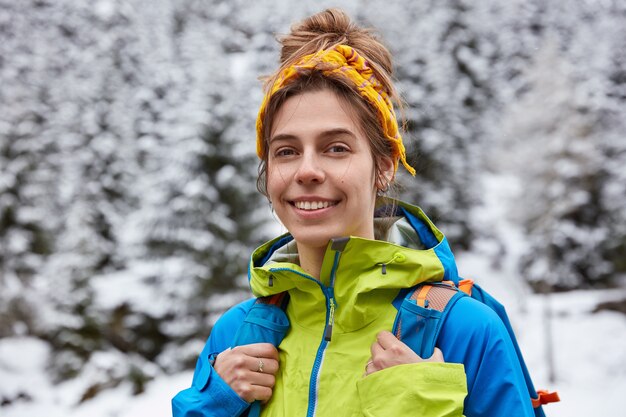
xmin=2 ymin=174 xmax=625 ymax=416
xmin=455 ymin=255 xmax=626 ymax=417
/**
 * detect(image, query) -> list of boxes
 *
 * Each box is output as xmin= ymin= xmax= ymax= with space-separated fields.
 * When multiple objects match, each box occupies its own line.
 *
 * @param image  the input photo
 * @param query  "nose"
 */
xmin=294 ymin=152 xmax=325 ymax=185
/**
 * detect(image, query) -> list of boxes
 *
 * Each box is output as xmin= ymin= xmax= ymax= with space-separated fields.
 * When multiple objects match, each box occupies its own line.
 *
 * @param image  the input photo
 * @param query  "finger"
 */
xmin=426 ymin=347 xmax=444 ymax=362
xmin=238 ymin=383 xmax=273 ymax=403
xmin=363 ymin=358 xmax=375 ymax=376
xmin=249 ymin=385 xmax=273 ymax=403
xmin=376 ymin=330 xmax=399 ymax=349
xmin=235 ymin=343 xmax=279 ymax=360
xmin=247 ymin=370 xmax=276 ymax=388
xmin=249 ymin=357 xmax=279 ymax=375
xmin=370 ymin=338 xmax=384 ymax=358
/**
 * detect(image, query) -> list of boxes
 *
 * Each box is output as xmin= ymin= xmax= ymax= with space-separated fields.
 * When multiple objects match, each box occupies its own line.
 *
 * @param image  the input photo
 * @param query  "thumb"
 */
xmin=426 ymin=347 xmax=444 ymax=362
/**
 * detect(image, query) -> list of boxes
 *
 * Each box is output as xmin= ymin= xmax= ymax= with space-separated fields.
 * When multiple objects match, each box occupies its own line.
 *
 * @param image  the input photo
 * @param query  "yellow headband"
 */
xmin=256 ymin=45 xmax=416 ymax=176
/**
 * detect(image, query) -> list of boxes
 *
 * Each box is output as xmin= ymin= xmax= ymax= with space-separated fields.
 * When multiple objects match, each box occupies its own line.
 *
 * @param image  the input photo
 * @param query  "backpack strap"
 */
xmin=256 ymin=292 xmax=290 ymax=309
xmin=532 ymin=390 xmax=561 ymax=409
xmin=458 ymin=278 xmax=474 ymax=295
xmin=392 ymin=282 xmax=467 ymax=359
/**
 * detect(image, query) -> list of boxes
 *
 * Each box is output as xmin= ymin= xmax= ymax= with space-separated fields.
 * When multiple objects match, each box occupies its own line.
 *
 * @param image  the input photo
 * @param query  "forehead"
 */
xmin=270 ymin=89 xmax=365 ymax=139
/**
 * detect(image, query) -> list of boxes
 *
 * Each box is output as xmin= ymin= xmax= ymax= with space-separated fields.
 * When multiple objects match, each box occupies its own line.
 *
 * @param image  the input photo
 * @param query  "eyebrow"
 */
xmin=270 ymin=128 xmax=357 ymax=143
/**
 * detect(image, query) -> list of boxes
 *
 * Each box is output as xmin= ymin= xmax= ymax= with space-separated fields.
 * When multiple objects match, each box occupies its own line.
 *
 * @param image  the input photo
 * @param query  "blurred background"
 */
xmin=1 ymin=0 xmax=625 ymax=416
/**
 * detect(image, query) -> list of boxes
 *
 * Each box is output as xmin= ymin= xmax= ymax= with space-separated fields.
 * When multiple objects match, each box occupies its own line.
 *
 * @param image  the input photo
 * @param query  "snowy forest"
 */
xmin=1 ymin=0 xmax=625 ymax=416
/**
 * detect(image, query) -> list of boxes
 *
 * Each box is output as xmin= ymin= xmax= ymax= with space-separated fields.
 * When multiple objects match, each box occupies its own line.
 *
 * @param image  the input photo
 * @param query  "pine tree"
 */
xmin=114 ymin=0 xmax=270 ymax=374
xmin=596 ymin=2 xmax=626 ymax=282
xmin=29 ymin=0 xmax=149 ymax=391
xmin=0 ymin=0 xmax=70 ymax=337
xmin=501 ymin=39 xmax=612 ymax=290
xmin=493 ymin=0 xmax=626 ymax=290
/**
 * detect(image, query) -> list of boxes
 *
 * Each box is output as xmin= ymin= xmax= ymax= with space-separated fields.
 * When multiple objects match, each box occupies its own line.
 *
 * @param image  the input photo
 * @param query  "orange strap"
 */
xmin=414 ymin=285 xmax=433 ymax=307
xmin=531 ymin=390 xmax=560 ymax=408
xmin=440 ymin=279 xmax=473 ymax=295
xmin=458 ymin=279 xmax=474 ymax=295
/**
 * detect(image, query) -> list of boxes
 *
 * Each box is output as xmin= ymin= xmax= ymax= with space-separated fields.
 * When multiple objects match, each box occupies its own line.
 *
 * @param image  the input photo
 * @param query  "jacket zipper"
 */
xmin=307 ymin=248 xmax=342 ymax=417
xmin=268 ymin=243 xmax=344 ymax=417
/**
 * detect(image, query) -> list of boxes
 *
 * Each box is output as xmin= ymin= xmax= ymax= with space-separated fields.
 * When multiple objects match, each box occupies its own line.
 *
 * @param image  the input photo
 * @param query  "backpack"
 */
xmin=233 ymin=279 xmax=559 ymax=417
xmin=392 ymin=278 xmax=559 ymax=417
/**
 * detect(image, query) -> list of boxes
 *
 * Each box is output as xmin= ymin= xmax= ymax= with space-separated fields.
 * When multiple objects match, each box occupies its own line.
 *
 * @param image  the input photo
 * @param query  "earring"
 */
xmin=377 ymin=183 xmax=389 ymax=197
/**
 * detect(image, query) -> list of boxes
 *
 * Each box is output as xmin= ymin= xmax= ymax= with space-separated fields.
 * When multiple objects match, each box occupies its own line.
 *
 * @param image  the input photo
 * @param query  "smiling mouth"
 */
xmin=292 ymin=201 xmax=338 ymax=211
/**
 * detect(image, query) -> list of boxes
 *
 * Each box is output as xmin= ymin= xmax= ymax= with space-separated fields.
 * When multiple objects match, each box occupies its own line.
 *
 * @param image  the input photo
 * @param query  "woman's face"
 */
xmin=267 ymin=89 xmax=393 ymax=251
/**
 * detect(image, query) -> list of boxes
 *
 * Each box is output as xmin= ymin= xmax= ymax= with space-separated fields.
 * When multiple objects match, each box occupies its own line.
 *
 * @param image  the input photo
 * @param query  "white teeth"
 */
xmin=295 ymin=201 xmax=331 ymax=210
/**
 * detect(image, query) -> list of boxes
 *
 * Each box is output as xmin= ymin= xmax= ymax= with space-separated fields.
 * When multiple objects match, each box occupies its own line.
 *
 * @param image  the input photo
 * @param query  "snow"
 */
xmin=0 ymin=338 xmax=186 ymax=417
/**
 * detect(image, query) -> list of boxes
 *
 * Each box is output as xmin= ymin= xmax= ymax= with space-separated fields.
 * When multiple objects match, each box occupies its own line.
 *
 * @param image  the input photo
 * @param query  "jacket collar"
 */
xmin=247 ymin=199 xmax=458 ymax=332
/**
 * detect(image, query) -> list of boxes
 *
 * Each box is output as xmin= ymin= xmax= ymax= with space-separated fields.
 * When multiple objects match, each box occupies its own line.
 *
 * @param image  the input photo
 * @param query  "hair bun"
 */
xmin=278 ymin=8 xmax=393 ymax=77
xmin=296 ymin=7 xmax=353 ymax=36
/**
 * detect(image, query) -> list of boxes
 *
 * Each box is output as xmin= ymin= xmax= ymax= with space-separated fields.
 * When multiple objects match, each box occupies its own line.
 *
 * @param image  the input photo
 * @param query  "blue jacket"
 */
xmin=172 ymin=201 xmax=534 ymax=416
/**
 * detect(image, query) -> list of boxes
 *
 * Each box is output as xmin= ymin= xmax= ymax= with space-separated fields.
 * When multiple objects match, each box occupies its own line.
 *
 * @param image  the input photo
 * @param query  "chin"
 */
xmin=291 ymin=231 xmax=336 ymax=249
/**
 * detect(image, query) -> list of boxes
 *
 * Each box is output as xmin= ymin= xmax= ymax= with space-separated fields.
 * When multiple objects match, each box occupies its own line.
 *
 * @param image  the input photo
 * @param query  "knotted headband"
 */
xmin=256 ymin=45 xmax=416 ymax=176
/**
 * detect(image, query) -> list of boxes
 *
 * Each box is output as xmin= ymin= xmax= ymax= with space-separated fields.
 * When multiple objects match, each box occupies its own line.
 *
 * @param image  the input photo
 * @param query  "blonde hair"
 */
xmin=257 ymin=8 xmax=406 ymax=197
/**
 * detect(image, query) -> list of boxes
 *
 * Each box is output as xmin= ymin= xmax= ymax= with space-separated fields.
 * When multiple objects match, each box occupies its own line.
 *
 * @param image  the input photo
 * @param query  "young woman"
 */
xmin=173 ymin=8 xmax=534 ymax=417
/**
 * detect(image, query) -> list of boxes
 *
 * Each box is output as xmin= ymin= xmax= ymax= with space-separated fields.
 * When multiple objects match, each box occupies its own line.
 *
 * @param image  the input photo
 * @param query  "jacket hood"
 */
xmin=247 ymin=199 xmax=459 ymax=333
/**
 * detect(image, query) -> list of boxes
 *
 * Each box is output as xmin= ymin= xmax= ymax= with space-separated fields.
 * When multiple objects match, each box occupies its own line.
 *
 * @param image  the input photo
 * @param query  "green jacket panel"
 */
xmin=357 ymin=363 xmax=467 ymax=417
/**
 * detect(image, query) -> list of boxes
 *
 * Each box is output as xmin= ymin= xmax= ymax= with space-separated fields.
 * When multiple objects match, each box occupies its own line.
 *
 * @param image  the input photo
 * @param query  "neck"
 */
xmin=296 ymin=242 xmax=326 ymax=280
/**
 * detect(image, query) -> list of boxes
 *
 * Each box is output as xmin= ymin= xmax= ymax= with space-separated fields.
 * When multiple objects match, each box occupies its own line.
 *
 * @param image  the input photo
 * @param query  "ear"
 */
xmin=375 ymin=156 xmax=395 ymax=191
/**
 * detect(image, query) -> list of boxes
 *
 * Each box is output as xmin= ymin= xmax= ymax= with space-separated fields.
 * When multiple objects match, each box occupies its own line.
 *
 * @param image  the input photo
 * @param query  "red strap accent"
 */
xmin=458 ymin=279 xmax=474 ymax=296
xmin=531 ymin=390 xmax=560 ymax=408
xmin=257 ymin=293 xmax=287 ymax=306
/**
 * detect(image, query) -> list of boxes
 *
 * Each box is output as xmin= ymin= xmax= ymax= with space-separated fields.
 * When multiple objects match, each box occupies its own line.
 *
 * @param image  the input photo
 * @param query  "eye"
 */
xmin=327 ymin=144 xmax=350 ymax=153
xmin=274 ymin=147 xmax=297 ymax=157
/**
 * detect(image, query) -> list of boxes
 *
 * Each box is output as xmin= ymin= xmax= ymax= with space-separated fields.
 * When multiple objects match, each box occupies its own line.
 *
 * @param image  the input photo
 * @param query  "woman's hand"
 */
xmin=364 ymin=331 xmax=444 ymax=376
xmin=214 ymin=343 xmax=279 ymax=403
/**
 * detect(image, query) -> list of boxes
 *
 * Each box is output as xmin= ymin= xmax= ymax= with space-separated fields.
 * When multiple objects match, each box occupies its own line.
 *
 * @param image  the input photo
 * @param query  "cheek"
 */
xmin=266 ymin=164 xmax=286 ymax=197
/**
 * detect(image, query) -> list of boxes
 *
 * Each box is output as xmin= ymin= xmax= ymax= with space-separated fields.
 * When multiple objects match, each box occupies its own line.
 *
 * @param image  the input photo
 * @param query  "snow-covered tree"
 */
xmin=362 ymin=0 xmax=499 ymax=249
xmin=0 ymin=0 xmax=76 ymax=337
xmin=595 ymin=4 xmax=626 ymax=283
xmin=493 ymin=0 xmax=626 ymax=290
xmin=499 ymin=39 xmax=612 ymax=290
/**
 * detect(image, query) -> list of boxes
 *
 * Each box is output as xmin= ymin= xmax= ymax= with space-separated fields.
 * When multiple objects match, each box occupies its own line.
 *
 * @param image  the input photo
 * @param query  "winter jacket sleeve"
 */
xmin=356 ymin=362 xmax=467 ymax=417
xmin=172 ymin=299 xmax=256 ymax=417
xmin=438 ymin=296 xmax=535 ymax=417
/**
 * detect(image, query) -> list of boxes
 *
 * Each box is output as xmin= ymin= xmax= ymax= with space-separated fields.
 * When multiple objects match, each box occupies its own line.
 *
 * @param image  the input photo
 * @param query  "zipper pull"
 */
xmin=268 ymin=274 xmax=274 ymax=287
xmin=378 ymin=253 xmax=406 ymax=275
xmin=324 ymin=297 xmax=336 ymax=342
